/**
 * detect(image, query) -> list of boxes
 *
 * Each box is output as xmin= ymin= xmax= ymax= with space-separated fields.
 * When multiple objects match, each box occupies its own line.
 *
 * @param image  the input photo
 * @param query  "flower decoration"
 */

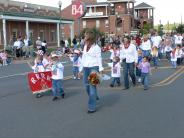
xmin=88 ymin=70 xmax=100 ymax=86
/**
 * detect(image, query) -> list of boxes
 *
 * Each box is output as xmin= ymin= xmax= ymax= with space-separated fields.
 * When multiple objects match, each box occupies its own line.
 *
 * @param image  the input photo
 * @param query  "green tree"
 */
xmin=176 ymin=24 xmax=184 ymax=34
xmin=158 ymin=24 xmax=164 ymax=36
xmin=140 ymin=23 xmax=152 ymax=35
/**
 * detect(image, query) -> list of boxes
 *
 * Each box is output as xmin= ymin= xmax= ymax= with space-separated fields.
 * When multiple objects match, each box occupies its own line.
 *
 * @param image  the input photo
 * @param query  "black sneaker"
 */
xmin=122 ymin=87 xmax=129 ymax=90
xmin=61 ymin=93 xmax=65 ymax=99
xmin=52 ymin=97 xmax=58 ymax=101
xmin=87 ymin=110 xmax=96 ymax=114
xmin=109 ymin=84 xmax=114 ymax=87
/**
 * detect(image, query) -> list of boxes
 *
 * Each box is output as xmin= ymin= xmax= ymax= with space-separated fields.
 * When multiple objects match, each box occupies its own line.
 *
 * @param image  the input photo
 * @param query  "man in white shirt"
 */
xmin=120 ymin=37 xmax=138 ymax=90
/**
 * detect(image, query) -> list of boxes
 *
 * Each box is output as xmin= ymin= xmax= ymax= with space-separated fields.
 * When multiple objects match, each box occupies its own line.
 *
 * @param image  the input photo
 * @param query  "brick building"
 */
xmin=0 ymin=0 xmax=74 ymax=50
xmin=134 ymin=2 xmax=154 ymax=29
xmin=62 ymin=0 xmax=154 ymax=38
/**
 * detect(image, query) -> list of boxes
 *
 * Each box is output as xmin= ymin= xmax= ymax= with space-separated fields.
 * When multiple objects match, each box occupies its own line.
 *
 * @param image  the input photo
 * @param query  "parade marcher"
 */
xmin=69 ymin=49 xmax=82 ymax=80
xmin=176 ymin=45 xmax=183 ymax=66
xmin=151 ymin=31 xmax=162 ymax=48
xmin=138 ymin=56 xmax=151 ymax=90
xmin=140 ymin=34 xmax=152 ymax=57
xmin=151 ymin=46 xmax=159 ymax=68
xmin=120 ymin=37 xmax=138 ymax=90
xmin=174 ymin=33 xmax=183 ymax=47
xmin=136 ymin=49 xmax=143 ymax=83
xmin=79 ymin=29 xmax=104 ymax=113
xmin=108 ymin=56 xmax=121 ymax=87
xmin=32 ymin=50 xmax=45 ymax=73
xmin=50 ymin=53 xmax=65 ymax=101
xmin=164 ymin=39 xmax=173 ymax=61
xmin=109 ymin=44 xmax=120 ymax=62
xmin=170 ymin=48 xmax=177 ymax=69
xmin=0 ymin=50 xmax=7 ymax=66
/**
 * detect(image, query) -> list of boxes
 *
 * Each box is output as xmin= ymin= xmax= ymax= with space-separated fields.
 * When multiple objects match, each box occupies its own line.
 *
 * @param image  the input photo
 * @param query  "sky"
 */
xmin=12 ymin=0 xmax=184 ymax=25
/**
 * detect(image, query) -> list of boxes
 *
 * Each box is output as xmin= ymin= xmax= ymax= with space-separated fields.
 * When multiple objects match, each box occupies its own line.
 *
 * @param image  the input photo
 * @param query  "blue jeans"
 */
xmin=83 ymin=66 xmax=99 ymax=111
xmin=142 ymin=50 xmax=151 ymax=57
xmin=122 ymin=61 xmax=136 ymax=88
xmin=74 ymin=44 xmax=78 ymax=49
xmin=136 ymin=67 xmax=141 ymax=77
xmin=171 ymin=61 xmax=177 ymax=68
xmin=152 ymin=57 xmax=158 ymax=67
xmin=52 ymin=79 xmax=64 ymax=97
xmin=141 ymin=73 xmax=149 ymax=89
xmin=110 ymin=77 xmax=120 ymax=86
xmin=73 ymin=66 xmax=79 ymax=78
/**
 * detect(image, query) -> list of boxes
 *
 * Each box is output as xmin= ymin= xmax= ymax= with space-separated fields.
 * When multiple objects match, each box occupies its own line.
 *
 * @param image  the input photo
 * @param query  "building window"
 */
xmin=12 ymin=29 xmax=18 ymax=42
xmin=39 ymin=30 xmax=44 ymax=41
xmin=105 ymin=20 xmax=109 ymax=27
xmin=50 ymin=30 xmax=56 ymax=42
xmin=96 ymin=20 xmax=100 ymax=28
xmin=83 ymin=21 xmax=86 ymax=28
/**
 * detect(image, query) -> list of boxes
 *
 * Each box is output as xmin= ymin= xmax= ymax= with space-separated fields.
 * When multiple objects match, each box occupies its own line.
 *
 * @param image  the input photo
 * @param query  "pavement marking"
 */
xmin=152 ymin=67 xmax=184 ymax=86
xmin=0 ymin=72 xmax=29 ymax=79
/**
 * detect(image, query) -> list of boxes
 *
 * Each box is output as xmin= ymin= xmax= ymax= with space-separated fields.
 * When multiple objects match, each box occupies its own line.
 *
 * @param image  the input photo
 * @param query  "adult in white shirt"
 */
xmin=23 ymin=35 xmax=30 ymax=57
xmin=174 ymin=33 xmax=183 ymax=46
xmin=120 ymin=37 xmax=138 ymax=90
xmin=79 ymin=30 xmax=104 ymax=113
xmin=13 ymin=37 xmax=23 ymax=58
xmin=140 ymin=34 xmax=152 ymax=57
xmin=151 ymin=32 xmax=162 ymax=48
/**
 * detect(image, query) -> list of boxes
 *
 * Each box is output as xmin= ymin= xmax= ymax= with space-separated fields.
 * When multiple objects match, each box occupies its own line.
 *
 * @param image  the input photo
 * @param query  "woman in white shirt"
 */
xmin=120 ymin=37 xmax=138 ymax=90
xmin=79 ymin=30 xmax=104 ymax=114
xmin=140 ymin=34 xmax=152 ymax=57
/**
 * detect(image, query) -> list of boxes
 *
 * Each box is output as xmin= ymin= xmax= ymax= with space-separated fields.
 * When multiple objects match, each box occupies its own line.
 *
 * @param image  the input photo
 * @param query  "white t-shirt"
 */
xmin=140 ymin=40 xmax=152 ymax=51
xmin=24 ymin=39 xmax=29 ymax=47
xmin=151 ymin=35 xmax=162 ymax=48
xmin=108 ymin=62 xmax=121 ymax=77
xmin=51 ymin=62 xmax=64 ymax=80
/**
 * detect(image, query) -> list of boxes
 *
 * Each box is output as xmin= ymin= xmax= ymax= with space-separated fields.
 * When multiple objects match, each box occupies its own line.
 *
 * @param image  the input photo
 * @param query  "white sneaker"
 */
xmin=73 ymin=77 xmax=76 ymax=79
xmin=138 ymin=78 xmax=141 ymax=83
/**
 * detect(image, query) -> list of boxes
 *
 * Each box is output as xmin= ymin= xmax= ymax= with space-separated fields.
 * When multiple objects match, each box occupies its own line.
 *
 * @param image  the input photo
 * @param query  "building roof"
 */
xmin=86 ymin=2 xmax=109 ymax=7
xmin=0 ymin=11 xmax=73 ymax=21
xmin=135 ymin=2 xmax=154 ymax=9
xmin=0 ymin=0 xmax=59 ymax=11
xmin=107 ymin=0 xmax=135 ymax=3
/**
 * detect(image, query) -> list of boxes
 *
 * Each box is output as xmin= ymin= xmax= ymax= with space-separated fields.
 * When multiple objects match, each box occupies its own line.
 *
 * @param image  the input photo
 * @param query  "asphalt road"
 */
xmin=0 ymin=56 xmax=184 ymax=138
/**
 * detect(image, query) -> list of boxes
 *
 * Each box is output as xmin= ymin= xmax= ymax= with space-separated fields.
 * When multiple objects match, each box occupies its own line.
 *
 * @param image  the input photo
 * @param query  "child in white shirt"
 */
xmin=69 ymin=49 xmax=82 ymax=79
xmin=170 ymin=48 xmax=177 ymax=68
xmin=51 ymin=53 xmax=65 ymax=101
xmin=108 ymin=56 xmax=121 ymax=87
xmin=0 ymin=50 xmax=7 ymax=66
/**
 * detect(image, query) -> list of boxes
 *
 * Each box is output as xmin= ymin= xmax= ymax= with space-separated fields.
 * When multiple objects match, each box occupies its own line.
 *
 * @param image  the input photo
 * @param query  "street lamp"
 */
xmin=58 ymin=0 xmax=62 ymax=43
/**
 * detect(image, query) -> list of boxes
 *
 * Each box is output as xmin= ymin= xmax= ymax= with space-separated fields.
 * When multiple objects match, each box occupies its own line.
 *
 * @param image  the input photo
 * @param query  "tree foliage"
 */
xmin=176 ymin=24 xmax=184 ymax=34
xmin=140 ymin=23 xmax=152 ymax=35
